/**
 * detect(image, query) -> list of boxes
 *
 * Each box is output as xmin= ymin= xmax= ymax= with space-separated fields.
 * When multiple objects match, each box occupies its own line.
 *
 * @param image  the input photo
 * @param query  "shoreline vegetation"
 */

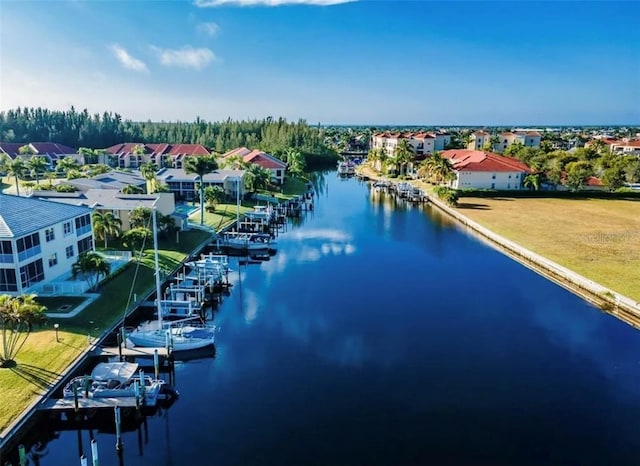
xmin=357 ymin=164 xmax=640 ymax=320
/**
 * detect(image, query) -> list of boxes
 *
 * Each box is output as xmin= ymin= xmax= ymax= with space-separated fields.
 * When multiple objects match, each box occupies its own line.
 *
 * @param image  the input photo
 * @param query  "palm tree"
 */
xmin=5 ymin=157 xmax=27 ymax=196
xmin=393 ymin=140 xmax=414 ymax=177
xmin=26 ymin=156 xmax=49 ymax=186
xmin=0 ymin=294 xmax=47 ymax=366
xmin=92 ymin=211 xmax=123 ymax=248
xmin=244 ymin=164 xmax=271 ymax=192
xmin=204 ymin=185 xmax=225 ymax=212
xmin=140 ymin=162 xmax=158 ymax=193
xmin=220 ymin=154 xmax=248 ymax=170
xmin=71 ymin=252 xmax=111 ymax=292
xmin=45 ymin=171 xmax=57 ymax=190
xmin=418 ymin=152 xmax=455 ymax=185
xmin=129 ymin=206 xmax=152 ymax=229
xmin=284 ymin=148 xmax=306 ymax=178
xmin=56 ymin=156 xmax=79 ymax=179
xmin=121 ymin=184 xmax=144 ymax=194
xmin=185 ymin=155 xmax=219 ymax=225
xmin=523 ymin=173 xmax=541 ymax=191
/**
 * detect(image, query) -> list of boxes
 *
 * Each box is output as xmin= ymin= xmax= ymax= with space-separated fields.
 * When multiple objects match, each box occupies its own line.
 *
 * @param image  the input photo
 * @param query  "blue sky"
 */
xmin=1 ymin=0 xmax=638 ymax=125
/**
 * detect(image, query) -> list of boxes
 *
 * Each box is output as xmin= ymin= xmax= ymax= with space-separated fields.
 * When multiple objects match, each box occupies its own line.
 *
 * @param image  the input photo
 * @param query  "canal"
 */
xmin=12 ymin=173 xmax=640 ymax=465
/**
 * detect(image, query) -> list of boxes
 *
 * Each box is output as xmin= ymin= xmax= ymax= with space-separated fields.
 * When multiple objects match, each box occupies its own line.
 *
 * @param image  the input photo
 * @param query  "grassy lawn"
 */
xmin=0 ymin=229 xmax=211 ymax=433
xmin=37 ymin=296 xmax=88 ymax=314
xmin=455 ymin=197 xmax=640 ymax=302
xmin=189 ymin=202 xmax=254 ymax=231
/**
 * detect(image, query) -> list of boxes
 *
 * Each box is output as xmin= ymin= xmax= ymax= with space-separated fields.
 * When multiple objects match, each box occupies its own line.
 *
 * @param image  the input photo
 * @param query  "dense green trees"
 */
xmin=0 ymin=108 xmax=336 ymax=166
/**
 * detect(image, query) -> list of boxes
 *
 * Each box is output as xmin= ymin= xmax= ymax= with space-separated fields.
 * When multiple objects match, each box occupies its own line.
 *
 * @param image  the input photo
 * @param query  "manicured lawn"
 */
xmin=0 ymin=229 xmax=211 ymax=433
xmin=455 ymin=197 xmax=640 ymax=302
xmin=37 ymin=296 xmax=88 ymax=314
xmin=189 ymin=202 xmax=254 ymax=231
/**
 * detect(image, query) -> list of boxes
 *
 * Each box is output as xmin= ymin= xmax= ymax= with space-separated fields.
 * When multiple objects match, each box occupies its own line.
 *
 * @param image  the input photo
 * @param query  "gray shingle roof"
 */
xmin=0 ymin=194 xmax=92 ymax=238
xmin=156 ymin=168 xmax=245 ymax=183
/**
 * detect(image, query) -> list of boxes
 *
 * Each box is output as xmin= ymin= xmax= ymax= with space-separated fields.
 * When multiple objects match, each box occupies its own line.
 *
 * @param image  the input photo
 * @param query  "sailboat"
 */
xmin=126 ymin=207 xmax=216 ymax=351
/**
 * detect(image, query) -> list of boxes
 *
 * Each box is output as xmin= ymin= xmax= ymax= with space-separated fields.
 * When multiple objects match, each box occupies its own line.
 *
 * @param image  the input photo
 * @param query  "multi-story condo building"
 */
xmin=222 ymin=147 xmax=288 ymax=185
xmin=155 ymin=168 xmax=247 ymax=201
xmin=0 ymin=142 xmax=81 ymax=168
xmin=372 ymin=131 xmax=451 ymax=158
xmin=104 ymin=143 xmax=211 ymax=169
xmin=0 ymin=194 xmax=94 ymax=295
xmin=467 ymin=131 xmax=491 ymax=150
xmin=493 ymin=131 xmax=542 ymax=152
xmin=440 ymin=149 xmax=531 ymax=190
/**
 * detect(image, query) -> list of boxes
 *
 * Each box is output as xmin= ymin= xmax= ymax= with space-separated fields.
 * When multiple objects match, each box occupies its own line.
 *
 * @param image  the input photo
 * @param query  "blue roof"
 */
xmin=0 ymin=194 xmax=92 ymax=238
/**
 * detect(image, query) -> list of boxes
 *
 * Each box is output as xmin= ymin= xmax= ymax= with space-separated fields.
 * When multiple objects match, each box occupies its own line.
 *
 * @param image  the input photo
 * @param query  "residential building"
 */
xmin=0 ymin=194 xmax=94 ymax=295
xmin=63 ymin=171 xmax=147 ymax=192
xmin=156 ymin=168 xmax=246 ymax=201
xmin=467 ymin=131 xmax=491 ymax=150
xmin=433 ymin=132 xmax=452 ymax=151
xmin=610 ymin=140 xmax=640 ymax=156
xmin=371 ymin=131 xmax=439 ymax=157
xmin=492 ymin=131 xmax=542 ymax=152
xmin=30 ymin=190 xmax=177 ymax=231
xmin=440 ymin=149 xmax=531 ymax=190
xmin=104 ymin=143 xmax=211 ymax=169
xmin=222 ymin=147 xmax=287 ymax=184
xmin=0 ymin=142 xmax=81 ymax=167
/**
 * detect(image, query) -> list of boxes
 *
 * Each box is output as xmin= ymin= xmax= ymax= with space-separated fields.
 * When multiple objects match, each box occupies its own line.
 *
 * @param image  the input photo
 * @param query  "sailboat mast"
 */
xmin=236 ymin=176 xmax=240 ymax=226
xmin=152 ymin=207 xmax=163 ymax=327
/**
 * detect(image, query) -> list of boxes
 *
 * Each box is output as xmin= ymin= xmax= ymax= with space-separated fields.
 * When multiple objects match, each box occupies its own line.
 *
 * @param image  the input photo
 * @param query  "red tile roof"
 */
xmin=472 ymin=131 xmax=489 ymax=136
xmin=243 ymin=150 xmax=286 ymax=169
xmin=440 ymin=149 xmax=531 ymax=173
xmin=0 ymin=142 xmax=25 ymax=158
xmin=105 ymin=143 xmax=210 ymax=156
xmin=585 ymin=176 xmax=603 ymax=186
xmin=0 ymin=142 xmax=77 ymax=158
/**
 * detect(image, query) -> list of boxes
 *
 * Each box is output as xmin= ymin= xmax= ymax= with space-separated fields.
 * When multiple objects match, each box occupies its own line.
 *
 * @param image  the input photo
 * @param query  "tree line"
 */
xmin=0 ymin=107 xmax=338 ymax=167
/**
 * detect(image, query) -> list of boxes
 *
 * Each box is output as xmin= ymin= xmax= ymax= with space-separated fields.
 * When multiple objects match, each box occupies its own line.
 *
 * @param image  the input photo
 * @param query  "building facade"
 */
xmin=0 ymin=194 xmax=94 ymax=295
xmin=156 ymin=168 xmax=247 ymax=201
xmin=104 ymin=143 xmax=211 ymax=169
xmin=440 ymin=149 xmax=531 ymax=190
xmin=222 ymin=147 xmax=287 ymax=184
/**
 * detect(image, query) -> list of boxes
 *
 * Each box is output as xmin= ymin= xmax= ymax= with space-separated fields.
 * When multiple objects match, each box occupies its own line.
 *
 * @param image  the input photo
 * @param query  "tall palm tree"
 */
xmin=393 ymin=140 xmax=414 ymax=177
xmin=185 ymin=155 xmax=219 ymax=225
xmin=220 ymin=154 xmax=248 ymax=170
xmin=140 ymin=162 xmax=158 ymax=193
xmin=121 ymin=184 xmax=144 ymax=194
xmin=0 ymin=294 xmax=47 ymax=366
xmin=523 ymin=173 xmax=541 ymax=191
xmin=5 ymin=157 xmax=27 ymax=196
xmin=92 ymin=211 xmax=123 ymax=248
xmin=26 ymin=156 xmax=49 ymax=186
xmin=418 ymin=152 xmax=455 ymax=185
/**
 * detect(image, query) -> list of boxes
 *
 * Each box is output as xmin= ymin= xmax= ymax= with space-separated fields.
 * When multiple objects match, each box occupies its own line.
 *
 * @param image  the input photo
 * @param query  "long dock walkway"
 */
xmin=38 ymin=397 xmax=139 ymax=411
xmin=90 ymin=347 xmax=169 ymax=358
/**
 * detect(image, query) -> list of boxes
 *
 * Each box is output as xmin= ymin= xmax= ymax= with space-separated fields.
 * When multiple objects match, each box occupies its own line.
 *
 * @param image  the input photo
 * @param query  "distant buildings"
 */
xmin=0 ymin=142 xmax=81 ymax=167
xmin=371 ymin=131 xmax=451 ymax=158
xmin=440 ymin=149 xmax=531 ymax=190
xmin=104 ymin=143 xmax=211 ymax=169
xmin=467 ymin=130 xmax=541 ymax=152
xmin=156 ymin=168 xmax=247 ymax=201
xmin=0 ymin=194 xmax=94 ymax=295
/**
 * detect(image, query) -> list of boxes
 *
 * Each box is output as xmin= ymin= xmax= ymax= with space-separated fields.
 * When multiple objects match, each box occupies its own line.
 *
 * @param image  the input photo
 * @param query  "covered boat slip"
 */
xmin=90 ymin=362 xmax=139 ymax=383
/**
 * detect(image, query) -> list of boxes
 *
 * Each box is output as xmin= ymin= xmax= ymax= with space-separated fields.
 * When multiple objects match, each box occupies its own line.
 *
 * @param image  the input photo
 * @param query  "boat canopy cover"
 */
xmin=91 ymin=362 xmax=139 ymax=382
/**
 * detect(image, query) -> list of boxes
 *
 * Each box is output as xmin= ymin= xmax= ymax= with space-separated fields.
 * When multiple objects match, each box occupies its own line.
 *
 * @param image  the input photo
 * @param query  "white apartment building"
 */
xmin=467 ymin=131 xmax=491 ymax=150
xmin=440 ymin=150 xmax=531 ymax=190
xmin=493 ymin=131 xmax=542 ymax=152
xmin=156 ymin=168 xmax=247 ymax=201
xmin=0 ymin=194 xmax=94 ymax=295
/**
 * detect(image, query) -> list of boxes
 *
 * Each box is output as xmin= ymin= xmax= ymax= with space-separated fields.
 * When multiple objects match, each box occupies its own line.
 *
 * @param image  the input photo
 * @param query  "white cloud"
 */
xmin=194 ymin=0 xmax=352 ymax=6
xmin=197 ymin=22 xmax=221 ymax=36
xmin=151 ymin=46 xmax=216 ymax=70
xmin=108 ymin=44 xmax=148 ymax=73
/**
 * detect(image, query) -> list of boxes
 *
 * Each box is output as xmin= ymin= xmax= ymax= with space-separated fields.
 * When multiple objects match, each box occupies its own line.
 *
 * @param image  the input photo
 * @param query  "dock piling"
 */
xmin=18 ymin=445 xmax=26 ymax=466
xmin=114 ymin=406 xmax=122 ymax=451
xmin=80 ymin=455 xmax=87 ymax=466
xmin=73 ymin=383 xmax=79 ymax=412
xmin=91 ymin=438 xmax=99 ymax=466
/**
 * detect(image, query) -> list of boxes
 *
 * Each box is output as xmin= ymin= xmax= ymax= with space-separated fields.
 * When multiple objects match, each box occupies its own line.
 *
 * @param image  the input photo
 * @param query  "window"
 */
xmin=63 ymin=221 xmax=73 ymax=235
xmin=75 ymin=214 xmax=92 ymax=236
xmin=16 ymin=233 xmax=41 ymax=262
xmin=19 ymin=259 xmax=45 ymax=289
xmin=492 ymin=174 xmax=496 ymax=179
xmin=0 ymin=240 xmax=13 ymax=264
xmin=45 ymin=228 xmax=55 ymax=242
xmin=48 ymin=253 xmax=58 ymax=267
xmin=66 ymin=245 xmax=74 ymax=258
xmin=0 ymin=269 xmax=17 ymax=292
xmin=491 ymin=183 xmax=495 ymax=189
xmin=508 ymin=184 xmax=511 ymax=189
xmin=276 ymin=170 xmax=282 ymax=177
xmin=77 ymin=237 xmax=93 ymax=255
xmin=508 ymin=175 xmax=512 ymax=179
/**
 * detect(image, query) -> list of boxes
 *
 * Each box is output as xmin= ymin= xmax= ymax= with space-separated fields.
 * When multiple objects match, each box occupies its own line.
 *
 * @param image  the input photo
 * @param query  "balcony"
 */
xmin=76 ymin=225 xmax=92 ymax=237
xmin=17 ymin=245 xmax=42 ymax=263
xmin=0 ymin=253 xmax=13 ymax=264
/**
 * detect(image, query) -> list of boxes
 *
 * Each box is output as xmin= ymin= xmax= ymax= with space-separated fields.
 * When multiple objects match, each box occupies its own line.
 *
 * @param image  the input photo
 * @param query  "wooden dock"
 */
xmin=90 ymin=346 xmax=169 ymax=358
xmin=39 ymin=397 xmax=139 ymax=411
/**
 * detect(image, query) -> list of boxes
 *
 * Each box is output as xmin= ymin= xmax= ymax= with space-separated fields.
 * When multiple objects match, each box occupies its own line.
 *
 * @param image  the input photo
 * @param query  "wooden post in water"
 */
xmin=134 ymin=381 xmax=141 ymax=414
xmin=73 ymin=383 xmax=79 ymax=412
xmin=83 ymin=374 xmax=90 ymax=398
xmin=80 ymin=455 xmax=87 ymax=466
xmin=117 ymin=331 xmax=122 ymax=361
xmin=114 ymin=406 xmax=122 ymax=451
xmin=90 ymin=438 xmax=99 ymax=466
xmin=153 ymin=349 xmax=159 ymax=380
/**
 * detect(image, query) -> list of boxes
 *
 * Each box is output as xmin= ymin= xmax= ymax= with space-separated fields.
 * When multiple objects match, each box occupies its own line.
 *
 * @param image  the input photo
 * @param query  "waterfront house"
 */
xmin=104 ymin=143 xmax=211 ymax=169
xmin=0 ymin=193 xmax=94 ymax=295
xmin=222 ymin=147 xmax=287 ymax=185
xmin=372 ymin=131 xmax=437 ymax=158
xmin=610 ymin=140 xmax=640 ymax=156
xmin=0 ymin=142 xmax=81 ymax=167
xmin=440 ymin=149 xmax=531 ymax=190
xmin=29 ymin=190 xmax=178 ymax=231
xmin=156 ymin=168 xmax=247 ymax=201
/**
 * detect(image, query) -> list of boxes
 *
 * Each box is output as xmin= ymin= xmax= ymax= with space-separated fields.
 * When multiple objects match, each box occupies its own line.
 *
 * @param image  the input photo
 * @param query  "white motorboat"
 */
xmin=217 ymin=232 xmax=274 ymax=252
xmin=125 ymin=208 xmax=216 ymax=351
xmin=244 ymin=205 xmax=273 ymax=222
xmin=62 ymin=362 xmax=173 ymax=407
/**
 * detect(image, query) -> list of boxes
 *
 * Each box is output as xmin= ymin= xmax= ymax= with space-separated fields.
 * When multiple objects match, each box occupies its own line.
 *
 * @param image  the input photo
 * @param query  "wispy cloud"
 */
xmin=151 ymin=46 xmax=216 ymax=70
xmin=194 ymin=0 xmax=352 ymax=7
xmin=197 ymin=22 xmax=221 ymax=36
xmin=108 ymin=44 xmax=148 ymax=73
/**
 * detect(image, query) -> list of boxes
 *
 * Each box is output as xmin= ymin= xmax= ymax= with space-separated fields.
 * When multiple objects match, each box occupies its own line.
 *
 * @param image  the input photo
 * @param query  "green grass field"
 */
xmin=0 ymin=229 xmax=211 ymax=433
xmin=455 ymin=197 xmax=640 ymax=302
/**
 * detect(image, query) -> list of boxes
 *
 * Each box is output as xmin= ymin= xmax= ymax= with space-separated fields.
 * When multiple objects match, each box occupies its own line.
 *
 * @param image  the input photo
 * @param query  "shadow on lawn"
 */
xmin=10 ymin=363 xmax=62 ymax=390
xmin=457 ymin=202 xmax=491 ymax=210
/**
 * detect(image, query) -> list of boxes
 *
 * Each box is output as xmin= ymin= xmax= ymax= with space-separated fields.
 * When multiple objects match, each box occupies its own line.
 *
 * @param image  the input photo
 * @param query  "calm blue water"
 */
xmin=12 ymin=174 xmax=640 ymax=465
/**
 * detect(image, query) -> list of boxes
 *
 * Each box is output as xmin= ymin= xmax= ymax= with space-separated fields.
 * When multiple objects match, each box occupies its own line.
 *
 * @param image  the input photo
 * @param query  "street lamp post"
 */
xmin=54 ymin=323 xmax=59 ymax=342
